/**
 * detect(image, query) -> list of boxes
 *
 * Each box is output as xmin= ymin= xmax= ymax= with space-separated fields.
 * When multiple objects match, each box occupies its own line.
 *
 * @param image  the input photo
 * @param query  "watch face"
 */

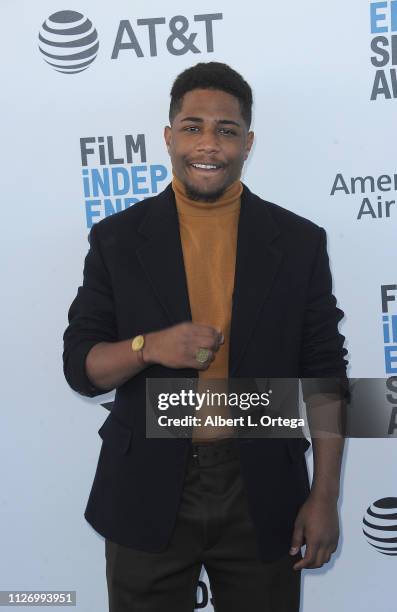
xmin=132 ymin=335 xmax=144 ymax=351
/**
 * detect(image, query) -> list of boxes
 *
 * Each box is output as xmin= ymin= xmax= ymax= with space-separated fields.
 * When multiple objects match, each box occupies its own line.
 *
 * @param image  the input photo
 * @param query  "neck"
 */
xmin=172 ymin=174 xmax=242 ymax=216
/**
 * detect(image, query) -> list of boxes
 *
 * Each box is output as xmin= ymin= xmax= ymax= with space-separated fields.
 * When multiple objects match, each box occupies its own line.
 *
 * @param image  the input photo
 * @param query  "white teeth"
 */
xmin=192 ymin=163 xmax=219 ymax=169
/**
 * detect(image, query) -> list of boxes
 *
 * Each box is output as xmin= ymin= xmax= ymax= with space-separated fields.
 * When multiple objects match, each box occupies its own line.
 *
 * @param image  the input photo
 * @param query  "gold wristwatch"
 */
xmin=131 ymin=334 xmax=145 ymax=365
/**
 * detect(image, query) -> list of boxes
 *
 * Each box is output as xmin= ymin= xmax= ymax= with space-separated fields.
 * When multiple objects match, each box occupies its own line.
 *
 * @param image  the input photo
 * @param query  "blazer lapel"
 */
xmin=229 ymin=185 xmax=283 ymax=376
xmin=136 ymin=184 xmax=192 ymax=325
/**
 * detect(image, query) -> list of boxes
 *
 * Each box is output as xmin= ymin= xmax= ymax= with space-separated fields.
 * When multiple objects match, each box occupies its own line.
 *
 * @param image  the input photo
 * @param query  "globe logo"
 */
xmin=38 ymin=10 xmax=99 ymax=74
xmin=363 ymin=497 xmax=397 ymax=556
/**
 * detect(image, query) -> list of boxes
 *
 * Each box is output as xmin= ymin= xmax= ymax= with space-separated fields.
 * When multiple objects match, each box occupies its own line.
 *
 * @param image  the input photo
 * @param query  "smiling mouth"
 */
xmin=189 ymin=162 xmax=223 ymax=171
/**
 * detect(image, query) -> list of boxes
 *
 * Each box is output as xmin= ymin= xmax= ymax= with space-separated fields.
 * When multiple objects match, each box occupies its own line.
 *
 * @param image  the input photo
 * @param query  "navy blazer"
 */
xmin=63 ymin=182 xmax=348 ymax=562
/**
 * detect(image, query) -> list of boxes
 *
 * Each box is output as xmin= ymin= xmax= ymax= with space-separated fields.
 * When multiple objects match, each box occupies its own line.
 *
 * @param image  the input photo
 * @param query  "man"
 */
xmin=63 ymin=62 xmax=348 ymax=611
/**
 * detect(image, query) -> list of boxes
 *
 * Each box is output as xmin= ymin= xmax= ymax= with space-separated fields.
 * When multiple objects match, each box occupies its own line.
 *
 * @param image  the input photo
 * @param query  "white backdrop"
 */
xmin=1 ymin=1 xmax=396 ymax=610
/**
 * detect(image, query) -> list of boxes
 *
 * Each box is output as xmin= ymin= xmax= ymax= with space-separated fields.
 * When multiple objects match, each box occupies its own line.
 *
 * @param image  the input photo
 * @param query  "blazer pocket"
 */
xmin=286 ymin=438 xmax=311 ymax=463
xmin=98 ymin=412 xmax=133 ymax=454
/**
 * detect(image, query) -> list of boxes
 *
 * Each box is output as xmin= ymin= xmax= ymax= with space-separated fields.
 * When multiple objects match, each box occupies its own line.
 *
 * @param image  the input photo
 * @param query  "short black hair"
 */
xmin=169 ymin=62 xmax=253 ymax=128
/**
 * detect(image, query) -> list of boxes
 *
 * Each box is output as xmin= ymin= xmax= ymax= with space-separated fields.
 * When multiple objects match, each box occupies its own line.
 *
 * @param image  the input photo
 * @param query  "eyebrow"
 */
xmin=180 ymin=116 xmax=241 ymax=128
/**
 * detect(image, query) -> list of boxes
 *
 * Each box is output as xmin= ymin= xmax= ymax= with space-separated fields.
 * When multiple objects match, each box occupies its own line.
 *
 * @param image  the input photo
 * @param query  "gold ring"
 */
xmin=195 ymin=348 xmax=210 ymax=364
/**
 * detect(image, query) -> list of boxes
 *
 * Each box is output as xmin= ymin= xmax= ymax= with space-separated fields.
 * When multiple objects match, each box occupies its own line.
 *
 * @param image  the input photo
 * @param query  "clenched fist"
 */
xmin=143 ymin=322 xmax=224 ymax=370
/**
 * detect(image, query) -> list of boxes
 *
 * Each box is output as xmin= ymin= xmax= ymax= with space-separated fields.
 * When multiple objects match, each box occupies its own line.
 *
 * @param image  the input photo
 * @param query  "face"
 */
xmin=164 ymin=89 xmax=254 ymax=202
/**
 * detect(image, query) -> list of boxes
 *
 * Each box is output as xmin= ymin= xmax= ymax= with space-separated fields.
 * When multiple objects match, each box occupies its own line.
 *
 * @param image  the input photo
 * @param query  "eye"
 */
xmin=183 ymin=126 xmax=200 ymax=132
xmin=219 ymin=128 xmax=236 ymax=136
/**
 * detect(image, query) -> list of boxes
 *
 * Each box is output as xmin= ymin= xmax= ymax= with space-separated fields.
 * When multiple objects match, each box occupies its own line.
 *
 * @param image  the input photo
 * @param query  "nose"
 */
xmin=196 ymin=129 xmax=221 ymax=154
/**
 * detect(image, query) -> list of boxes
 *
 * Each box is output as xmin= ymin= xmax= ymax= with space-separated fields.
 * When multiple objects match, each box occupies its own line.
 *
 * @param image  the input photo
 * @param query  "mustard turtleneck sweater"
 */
xmin=172 ymin=174 xmax=242 ymax=441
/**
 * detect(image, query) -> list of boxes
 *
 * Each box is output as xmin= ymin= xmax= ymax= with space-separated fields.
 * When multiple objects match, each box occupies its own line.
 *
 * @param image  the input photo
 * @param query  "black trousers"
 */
xmin=105 ymin=438 xmax=301 ymax=612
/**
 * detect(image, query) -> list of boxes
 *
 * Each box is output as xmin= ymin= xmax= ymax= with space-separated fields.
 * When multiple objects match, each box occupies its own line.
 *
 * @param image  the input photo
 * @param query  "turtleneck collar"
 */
xmin=172 ymin=173 xmax=242 ymax=217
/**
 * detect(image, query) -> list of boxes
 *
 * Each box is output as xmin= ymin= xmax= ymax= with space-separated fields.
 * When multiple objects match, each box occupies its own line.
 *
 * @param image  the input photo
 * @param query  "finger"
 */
xmin=195 ymin=334 xmax=222 ymax=352
xmin=310 ymin=549 xmax=326 ymax=569
xmin=289 ymin=524 xmax=304 ymax=557
xmin=195 ymin=325 xmax=224 ymax=346
xmin=307 ymin=544 xmax=331 ymax=569
xmin=190 ymin=349 xmax=214 ymax=369
xmin=198 ymin=353 xmax=215 ymax=370
xmin=321 ymin=548 xmax=333 ymax=565
xmin=194 ymin=324 xmax=221 ymax=337
xmin=209 ymin=329 xmax=224 ymax=349
xmin=215 ymin=328 xmax=225 ymax=344
xmin=293 ymin=545 xmax=317 ymax=571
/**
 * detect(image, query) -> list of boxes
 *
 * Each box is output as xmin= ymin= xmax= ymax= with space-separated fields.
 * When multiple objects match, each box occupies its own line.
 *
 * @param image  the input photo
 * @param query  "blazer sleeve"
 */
xmin=299 ymin=227 xmax=349 ymax=398
xmin=63 ymin=223 xmax=118 ymax=398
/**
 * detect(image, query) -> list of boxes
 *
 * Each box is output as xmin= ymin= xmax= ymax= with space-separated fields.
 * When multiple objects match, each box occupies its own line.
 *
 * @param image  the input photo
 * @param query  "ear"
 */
xmin=164 ymin=126 xmax=171 ymax=152
xmin=244 ymin=131 xmax=254 ymax=160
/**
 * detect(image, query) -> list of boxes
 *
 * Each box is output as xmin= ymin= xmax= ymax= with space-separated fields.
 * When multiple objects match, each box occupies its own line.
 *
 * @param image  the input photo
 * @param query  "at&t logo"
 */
xmin=363 ymin=497 xmax=397 ymax=555
xmin=38 ymin=10 xmax=99 ymax=74
xmin=39 ymin=10 xmax=223 ymax=74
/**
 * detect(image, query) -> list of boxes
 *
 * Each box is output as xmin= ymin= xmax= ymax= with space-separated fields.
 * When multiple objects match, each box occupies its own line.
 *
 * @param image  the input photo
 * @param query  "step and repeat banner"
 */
xmin=1 ymin=1 xmax=396 ymax=610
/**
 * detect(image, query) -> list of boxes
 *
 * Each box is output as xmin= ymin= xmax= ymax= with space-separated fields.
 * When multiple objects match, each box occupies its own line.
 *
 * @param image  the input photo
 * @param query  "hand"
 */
xmin=143 ymin=322 xmax=224 ymax=370
xmin=289 ymin=493 xmax=339 ymax=570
